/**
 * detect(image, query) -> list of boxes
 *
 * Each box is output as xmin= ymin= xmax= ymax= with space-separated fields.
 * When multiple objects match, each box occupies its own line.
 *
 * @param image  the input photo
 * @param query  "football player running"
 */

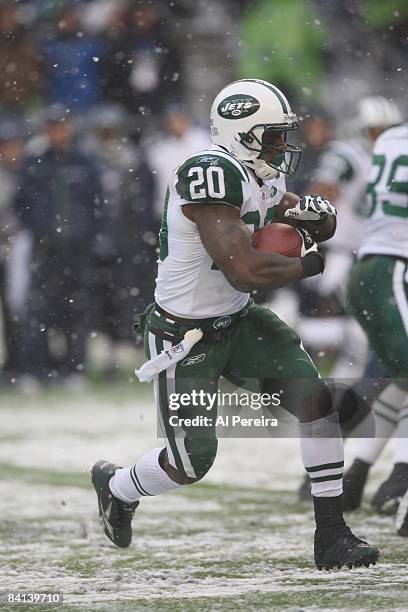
xmin=343 ymin=121 xmax=408 ymax=520
xmin=92 ymin=79 xmax=379 ymax=570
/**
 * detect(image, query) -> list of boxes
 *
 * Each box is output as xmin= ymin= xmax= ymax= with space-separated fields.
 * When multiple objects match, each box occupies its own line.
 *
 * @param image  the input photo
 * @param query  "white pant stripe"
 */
xmin=393 ymin=260 xmax=408 ymax=339
xmin=299 ymin=340 xmax=321 ymax=378
xmin=148 ymin=332 xmax=177 ymax=469
xmin=163 ymin=339 xmax=196 ymax=478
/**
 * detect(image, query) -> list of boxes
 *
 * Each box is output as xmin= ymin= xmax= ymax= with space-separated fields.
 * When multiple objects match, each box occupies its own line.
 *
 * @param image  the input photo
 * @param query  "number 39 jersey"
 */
xmin=359 ymin=123 xmax=408 ymax=260
xmin=155 ymin=145 xmax=286 ymax=318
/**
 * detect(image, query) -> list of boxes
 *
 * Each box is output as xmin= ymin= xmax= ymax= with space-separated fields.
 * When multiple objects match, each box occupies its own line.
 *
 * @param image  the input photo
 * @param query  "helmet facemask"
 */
xmin=237 ymin=124 xmax=302 ymax=179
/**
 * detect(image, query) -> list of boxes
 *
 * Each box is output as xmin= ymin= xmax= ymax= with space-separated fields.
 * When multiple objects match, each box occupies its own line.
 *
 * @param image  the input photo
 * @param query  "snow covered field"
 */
xmin=0 ymin=383 xmax=407 ymax=611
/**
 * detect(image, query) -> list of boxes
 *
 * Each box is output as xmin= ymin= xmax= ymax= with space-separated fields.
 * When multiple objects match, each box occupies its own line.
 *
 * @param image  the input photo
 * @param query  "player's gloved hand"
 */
xmin=297 ymin=226 xmax=326 ymax=278
xmin=284 ymin=195 xmax=337 ymax=221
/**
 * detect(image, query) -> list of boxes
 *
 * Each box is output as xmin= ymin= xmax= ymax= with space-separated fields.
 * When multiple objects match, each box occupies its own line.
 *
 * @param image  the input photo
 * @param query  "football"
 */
xmin=252 ymin=222 xmax=303 ymax=257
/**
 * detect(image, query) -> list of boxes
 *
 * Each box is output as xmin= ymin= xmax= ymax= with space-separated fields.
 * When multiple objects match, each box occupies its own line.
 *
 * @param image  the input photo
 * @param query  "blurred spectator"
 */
xmin=0 ymin=118 xmax=27 ymax=381
xmin=102 ymin=0 xmax=184 ymax=123
xmin=40 ymin=0 xmax=105 ymax=112
xmin=0 ymin=0 xmax=43 ymax=113
xmin=83 ymin=103 xmax=158 ymax=352
xmin=145 ymin=104 xmax=210 ymax=219
xmin=81 ymin=0 xmax=129 ymax=35
xmin=103 ymin=151 xmax=157 ymax=341
xmin=14 ymin=104 xmax=103 ymax=383
xmin=285 ymin=105 xmax=334 ymax=329
xmin=239 ymin=0 xmax=327 ymax=100
xmin=361 ymin=0 xmax=408 ymax=73
xmin=180 ymin=0 xmax=237 ymax=124
xmin=315 ymin=1 xmax=407 ymax=113
xmin=289 ymin=105 xmax=333 ymax=195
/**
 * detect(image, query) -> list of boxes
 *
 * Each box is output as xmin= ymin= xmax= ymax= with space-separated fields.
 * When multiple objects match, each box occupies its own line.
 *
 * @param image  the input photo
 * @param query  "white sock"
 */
xmin=394 ymin=403 xmax=408 ymax=463
xmin=109 ymin=448 xmax=182 ymax=503
xmin=300 ymin=415 xmax=344 ymax=497
xmin=355 ymin=383 xmax=406 ymax=465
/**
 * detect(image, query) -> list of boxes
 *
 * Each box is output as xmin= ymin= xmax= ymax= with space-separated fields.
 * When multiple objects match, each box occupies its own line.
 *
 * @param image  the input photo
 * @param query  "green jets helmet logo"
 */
xmin=217 ymin=94 xmax=260 ymax=120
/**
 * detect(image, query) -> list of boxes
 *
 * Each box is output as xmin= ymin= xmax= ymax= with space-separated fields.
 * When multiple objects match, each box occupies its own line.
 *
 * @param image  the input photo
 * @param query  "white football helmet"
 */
xmin=210 ymin=79 xmax=301 ymax=180
xmin=357 ymin=96 xmax=402 ymax=130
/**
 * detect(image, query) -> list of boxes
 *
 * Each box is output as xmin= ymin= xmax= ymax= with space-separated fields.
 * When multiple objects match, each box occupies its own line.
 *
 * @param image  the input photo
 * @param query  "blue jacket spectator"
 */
xmin=82 ymin=104 xmax=159 ymax=342
xmin=14 ymin=104 xmax=103 ymax=382
xmin=41 ymin=1 xmax=104 ymax=112
xmin=15 ymin=145 xmax=102 ymax=244
xmin=15 ymin=109 xmax=102 ymax=245
xmin=102 ymin=1 xmax=183 ymax=119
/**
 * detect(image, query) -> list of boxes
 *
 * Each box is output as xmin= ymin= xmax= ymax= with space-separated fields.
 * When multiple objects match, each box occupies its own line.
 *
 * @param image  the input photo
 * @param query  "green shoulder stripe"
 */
xmin=176 ymin=151 xmax=249 ymax=209
xmin=320 ymin=147 xmax=355 ymax=183
xmin=336 ymin=153 xmax=355 ymax=182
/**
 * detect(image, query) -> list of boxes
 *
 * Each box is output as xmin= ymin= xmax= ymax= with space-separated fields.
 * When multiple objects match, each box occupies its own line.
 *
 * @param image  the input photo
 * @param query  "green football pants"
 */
xmin=348 ymin=255 xmax=408 ymax=379
xmin=144 ymin=301 xmax=325 ymax=479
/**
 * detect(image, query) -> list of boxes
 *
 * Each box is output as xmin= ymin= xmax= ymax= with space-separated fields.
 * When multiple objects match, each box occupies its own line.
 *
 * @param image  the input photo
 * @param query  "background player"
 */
xmin=298 ymin=96 xmax=402 ymax=501
xmin=308 ymin=96 xmax=402 ymax=380
xmin=342 ymin=120 xmax=408 ymax=514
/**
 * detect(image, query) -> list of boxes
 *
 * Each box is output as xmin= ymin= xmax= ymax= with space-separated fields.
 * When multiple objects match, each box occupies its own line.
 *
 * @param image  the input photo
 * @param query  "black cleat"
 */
xmin=314 ymin=525 xmax=379 ymax=570
xmin=342 ymin=459 xmax=371 ymax=511
xmin=91 ymin=460 xmax=139 ymax=547
xmin=396 ymin=489 xmax=408 ymax=536
xmin=298 ymin=473 xmax=312 ymax=502
xmin=371 ymin=462 xmax=408 ymax=515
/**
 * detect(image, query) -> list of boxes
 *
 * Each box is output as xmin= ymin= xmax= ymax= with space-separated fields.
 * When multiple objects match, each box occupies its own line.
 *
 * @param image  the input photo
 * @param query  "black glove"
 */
xmin=297 ymin=226 xmax=326 ymax=278
xmin=301 ymin=249 xmax=326 ymax=278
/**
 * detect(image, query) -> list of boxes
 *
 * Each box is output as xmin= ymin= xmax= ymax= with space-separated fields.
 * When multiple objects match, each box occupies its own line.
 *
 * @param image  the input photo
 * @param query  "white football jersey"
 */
xmin=155 ymin=145 xmax=286 ymax=318
xmin=312 ymin=138 xmax=372 ymax=253
xmin=358 ymin=123 xmax=408 ymax=260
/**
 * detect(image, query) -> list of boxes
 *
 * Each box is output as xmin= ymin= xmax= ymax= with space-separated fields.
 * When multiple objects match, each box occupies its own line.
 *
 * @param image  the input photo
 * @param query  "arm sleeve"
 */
xmin=175 ymin=155 xmax=247 ymax=209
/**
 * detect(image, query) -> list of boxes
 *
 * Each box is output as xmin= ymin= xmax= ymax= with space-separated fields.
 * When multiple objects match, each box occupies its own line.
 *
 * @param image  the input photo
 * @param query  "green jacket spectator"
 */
xmin=239 ymin=0 xmax=326 ymax=98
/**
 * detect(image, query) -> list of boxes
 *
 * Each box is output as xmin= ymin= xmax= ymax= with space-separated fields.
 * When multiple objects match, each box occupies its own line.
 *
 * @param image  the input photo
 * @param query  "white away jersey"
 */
xmin=359 ymin=123 xmax=408 ymax=260
xmin=155 ymin=145 xmax=286 ymax=318
xmin=312 ymin=138 xmax=372 ymax=253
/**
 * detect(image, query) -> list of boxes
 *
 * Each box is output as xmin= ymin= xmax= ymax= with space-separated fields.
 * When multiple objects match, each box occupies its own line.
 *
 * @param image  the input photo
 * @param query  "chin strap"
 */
xmin=243 ymin=158 xmax=279 ymax=180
